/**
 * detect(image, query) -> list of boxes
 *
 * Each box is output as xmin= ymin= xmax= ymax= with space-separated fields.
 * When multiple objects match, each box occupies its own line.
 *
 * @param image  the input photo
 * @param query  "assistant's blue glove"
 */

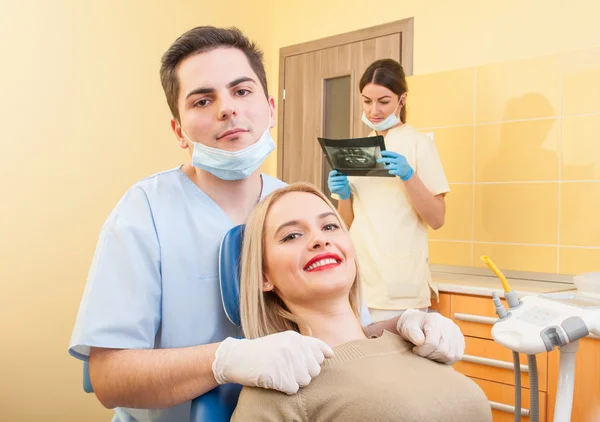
xmin=327 ymin=170 xmax=351 ymax=200
xmin=377 ymin=150 xmax=414 ymax=181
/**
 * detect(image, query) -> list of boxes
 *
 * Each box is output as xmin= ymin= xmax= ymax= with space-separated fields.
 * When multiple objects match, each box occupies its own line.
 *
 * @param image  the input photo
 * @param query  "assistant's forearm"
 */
xmin=403 ymin=174 xmax=446 ymax=229
xmin=336 ymin=197 xmax=355 ymax=229
xmin=89 ymin=343 xmax=220 ymax=409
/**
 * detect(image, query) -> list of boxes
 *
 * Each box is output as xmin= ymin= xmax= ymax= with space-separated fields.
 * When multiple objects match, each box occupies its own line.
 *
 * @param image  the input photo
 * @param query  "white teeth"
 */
xmin=305 ymin=258 xmax=339 ymax=271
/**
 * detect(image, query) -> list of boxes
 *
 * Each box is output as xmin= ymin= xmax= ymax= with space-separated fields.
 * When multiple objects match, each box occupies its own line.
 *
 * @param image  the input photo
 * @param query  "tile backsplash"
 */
xmin=408 ymin=46 xmax=600 ymax=275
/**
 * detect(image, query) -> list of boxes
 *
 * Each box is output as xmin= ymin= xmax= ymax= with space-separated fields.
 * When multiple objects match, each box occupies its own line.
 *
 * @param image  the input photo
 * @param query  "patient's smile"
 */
xmin=304 ymin=253 xmax=342 ymax=272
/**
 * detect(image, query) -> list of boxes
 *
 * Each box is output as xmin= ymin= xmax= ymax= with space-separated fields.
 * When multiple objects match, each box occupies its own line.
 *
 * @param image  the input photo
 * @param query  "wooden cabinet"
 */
xmin=434 ymin=291 xmax=600 ymax=422
xmin=451 ymin=294 xmax=505 ymax=340
xmin=472 ymin=378 xmax=547 ymax=422
xmin=455 ymin=336 xmax=548 ymax=389
xmin=429 ymin=291 xmax=451 ymax=316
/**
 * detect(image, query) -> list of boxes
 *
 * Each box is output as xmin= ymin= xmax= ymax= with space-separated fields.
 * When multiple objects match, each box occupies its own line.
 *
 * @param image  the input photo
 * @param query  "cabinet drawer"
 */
xmin=455 ymin=336 xmax=547 ymax=391
xmin=428 ymin=292 xmax=451 ymax=318
xmin=451 ymin=294 xmax=506 ymax=340
xmin=471 ymin=377 xmax=547 ymax=422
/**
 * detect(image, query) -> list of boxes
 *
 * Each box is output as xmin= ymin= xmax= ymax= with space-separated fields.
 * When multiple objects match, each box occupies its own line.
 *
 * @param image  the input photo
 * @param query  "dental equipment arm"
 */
xmin=482 ymin=256 xmax=600 ymax=422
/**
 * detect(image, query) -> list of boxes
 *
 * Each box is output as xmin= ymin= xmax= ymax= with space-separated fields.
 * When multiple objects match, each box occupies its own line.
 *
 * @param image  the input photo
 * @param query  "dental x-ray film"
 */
xmin=318 ymin=135 xmax=393 ymax=177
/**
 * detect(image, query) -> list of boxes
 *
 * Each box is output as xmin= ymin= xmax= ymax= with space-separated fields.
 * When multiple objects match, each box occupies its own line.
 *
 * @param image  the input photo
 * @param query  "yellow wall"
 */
xmin=259 ymin=0 xmax=600 ymax=275
xmin=0 ymin=1 xmax=269 ymax=420
xmin=409 ymin=50 xmax=600 ymax=273
xmin=3 ymin=0 xmax=600 ymax=420
xmin=261 ymin=0 xmax=600 ymax=174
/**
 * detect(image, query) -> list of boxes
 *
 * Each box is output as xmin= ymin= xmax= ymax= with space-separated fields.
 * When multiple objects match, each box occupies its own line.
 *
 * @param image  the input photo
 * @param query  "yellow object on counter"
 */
xmin=480 ymin=255 xmax=512 ymax=293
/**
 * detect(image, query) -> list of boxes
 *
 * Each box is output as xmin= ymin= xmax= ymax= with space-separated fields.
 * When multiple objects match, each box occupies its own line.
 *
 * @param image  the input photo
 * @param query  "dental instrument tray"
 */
xmin=317 ymin=135 xmax=394 ymax=177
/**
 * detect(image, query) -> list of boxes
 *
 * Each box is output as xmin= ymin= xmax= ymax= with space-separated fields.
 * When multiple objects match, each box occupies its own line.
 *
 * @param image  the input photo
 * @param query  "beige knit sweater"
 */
xmin=231 ymin=331 xmax=491 ymax=421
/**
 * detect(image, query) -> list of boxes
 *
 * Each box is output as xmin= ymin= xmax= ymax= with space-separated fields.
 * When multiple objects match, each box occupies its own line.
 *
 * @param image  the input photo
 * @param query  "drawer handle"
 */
xmin=453 ymin=312 xmax=497 ymax=325
xmin=489 ymin=400 xmax=530 ymax=417
xmin=462 ymin=354 xmax=529 ymax=373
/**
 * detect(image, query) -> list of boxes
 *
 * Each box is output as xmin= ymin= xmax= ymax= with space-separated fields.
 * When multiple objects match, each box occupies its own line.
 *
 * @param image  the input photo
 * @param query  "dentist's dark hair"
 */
xmin=359 ymin=59 xmax=408 ymax=123
xmin=160 ymin=26 xmax=269 ymax=121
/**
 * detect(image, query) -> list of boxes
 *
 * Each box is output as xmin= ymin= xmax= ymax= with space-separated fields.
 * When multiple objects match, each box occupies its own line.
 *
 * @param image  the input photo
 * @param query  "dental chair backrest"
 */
xmin=218 ymin=224 xmax=245 ymax=327
xmin=190 ymin=223 xmax=246 ymax=421
xmin=81 ymin=225 xmax=246 ymax=422
xmin=83 ymin=361 xmax=93 ymax=393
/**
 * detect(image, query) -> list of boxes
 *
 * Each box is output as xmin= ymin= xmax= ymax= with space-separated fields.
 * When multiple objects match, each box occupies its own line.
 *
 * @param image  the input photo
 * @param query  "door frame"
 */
xmin=276 ymin=18 xmax=415 ymax=178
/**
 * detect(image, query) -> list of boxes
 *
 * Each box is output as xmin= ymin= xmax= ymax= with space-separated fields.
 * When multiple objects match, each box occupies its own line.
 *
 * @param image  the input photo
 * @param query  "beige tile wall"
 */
xmin=408 ymin=47 xmax=600 ymax=274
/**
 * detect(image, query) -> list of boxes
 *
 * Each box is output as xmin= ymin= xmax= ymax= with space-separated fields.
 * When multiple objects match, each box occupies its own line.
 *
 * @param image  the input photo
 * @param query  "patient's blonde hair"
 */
xmin=240 ymin=182 xmax=363 ymax=339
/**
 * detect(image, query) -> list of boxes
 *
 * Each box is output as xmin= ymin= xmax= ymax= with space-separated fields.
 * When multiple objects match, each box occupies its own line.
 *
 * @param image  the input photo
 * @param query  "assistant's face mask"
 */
xmin=361 ymin=100 xmax=402 ymax=131
xmin=181 ymin=114 xmax=275 ymax=181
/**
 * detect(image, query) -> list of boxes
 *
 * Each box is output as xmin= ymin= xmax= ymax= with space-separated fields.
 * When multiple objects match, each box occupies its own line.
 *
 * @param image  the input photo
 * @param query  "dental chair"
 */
xmin=190 ymin=223 xmax=246 ymax=421
xmin=482 ymin=256 xmax=600 ymax=422
xmin=80 ymin=224 xmax=246 ymax=421
xmin=217 ymin=224 xmax=245 ymax=327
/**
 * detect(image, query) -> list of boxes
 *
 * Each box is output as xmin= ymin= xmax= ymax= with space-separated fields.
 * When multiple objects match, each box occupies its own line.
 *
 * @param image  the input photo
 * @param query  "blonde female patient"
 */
xmin=230 ymin=183 xmax=491 ymax=422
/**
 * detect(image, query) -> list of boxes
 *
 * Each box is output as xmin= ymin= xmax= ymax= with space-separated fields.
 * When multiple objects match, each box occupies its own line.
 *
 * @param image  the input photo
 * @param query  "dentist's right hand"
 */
xmin=327 ymin=170 xmax=351 ymax=200
xmin=212 ymin=330 xmax=334 ymax=395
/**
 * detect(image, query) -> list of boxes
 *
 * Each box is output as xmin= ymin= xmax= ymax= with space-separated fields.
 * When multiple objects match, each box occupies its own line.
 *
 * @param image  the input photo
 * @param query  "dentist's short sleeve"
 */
xmin=69 ymin=186 xmax=161 ymax=360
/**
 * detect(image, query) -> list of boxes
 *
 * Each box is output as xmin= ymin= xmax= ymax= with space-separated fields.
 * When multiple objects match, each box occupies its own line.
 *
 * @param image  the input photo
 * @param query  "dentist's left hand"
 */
xmin=396 ymin=310 xmax=465 ymax=365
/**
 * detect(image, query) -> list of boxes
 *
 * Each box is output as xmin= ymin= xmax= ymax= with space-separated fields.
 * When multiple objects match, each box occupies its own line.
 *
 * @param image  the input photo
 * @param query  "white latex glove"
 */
xmin=397 ymin=309 xmax=465 ymax=364
xmin=212 ymin=330 xmax=334 ymax=394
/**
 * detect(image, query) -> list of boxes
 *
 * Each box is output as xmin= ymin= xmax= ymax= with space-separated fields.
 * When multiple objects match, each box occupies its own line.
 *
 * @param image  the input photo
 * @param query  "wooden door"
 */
xmin=280 ymin=33 xmax=402 ymax=197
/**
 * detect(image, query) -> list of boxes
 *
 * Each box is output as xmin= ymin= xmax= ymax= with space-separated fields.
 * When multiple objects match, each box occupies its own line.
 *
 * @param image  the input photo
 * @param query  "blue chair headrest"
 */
xmin=191 ymin=383 xmax=242 ymax=422
xmin=218 ymin=224 xmax=245 ymax=327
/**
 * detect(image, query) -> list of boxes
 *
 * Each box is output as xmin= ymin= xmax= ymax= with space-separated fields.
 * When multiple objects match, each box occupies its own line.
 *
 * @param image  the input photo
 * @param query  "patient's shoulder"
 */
xmin=231 ymin=386 xmax=305 ymax=422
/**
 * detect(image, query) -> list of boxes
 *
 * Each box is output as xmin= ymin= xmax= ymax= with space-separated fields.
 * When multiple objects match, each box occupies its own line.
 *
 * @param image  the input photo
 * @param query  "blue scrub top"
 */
xmin=69 ymin=167 xmax=286 ymax=421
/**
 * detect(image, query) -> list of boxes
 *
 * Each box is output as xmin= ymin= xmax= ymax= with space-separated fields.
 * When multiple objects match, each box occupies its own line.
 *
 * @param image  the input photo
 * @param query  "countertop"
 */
xmin=431 ymin=271 xmax=576 ymax=298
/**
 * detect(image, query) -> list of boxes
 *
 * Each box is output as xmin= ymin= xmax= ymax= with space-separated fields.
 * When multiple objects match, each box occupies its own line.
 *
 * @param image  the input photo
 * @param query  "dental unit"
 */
xmin=481 ymin=256 xmax=600 ymax=422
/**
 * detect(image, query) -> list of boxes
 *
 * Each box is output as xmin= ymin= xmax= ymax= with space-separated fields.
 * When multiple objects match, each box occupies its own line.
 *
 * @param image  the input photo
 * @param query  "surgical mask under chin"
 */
xmin=182 ymin=117 xmax=275 ymax=181
xmin=361 ymin=102 xmax=401 ymax=131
